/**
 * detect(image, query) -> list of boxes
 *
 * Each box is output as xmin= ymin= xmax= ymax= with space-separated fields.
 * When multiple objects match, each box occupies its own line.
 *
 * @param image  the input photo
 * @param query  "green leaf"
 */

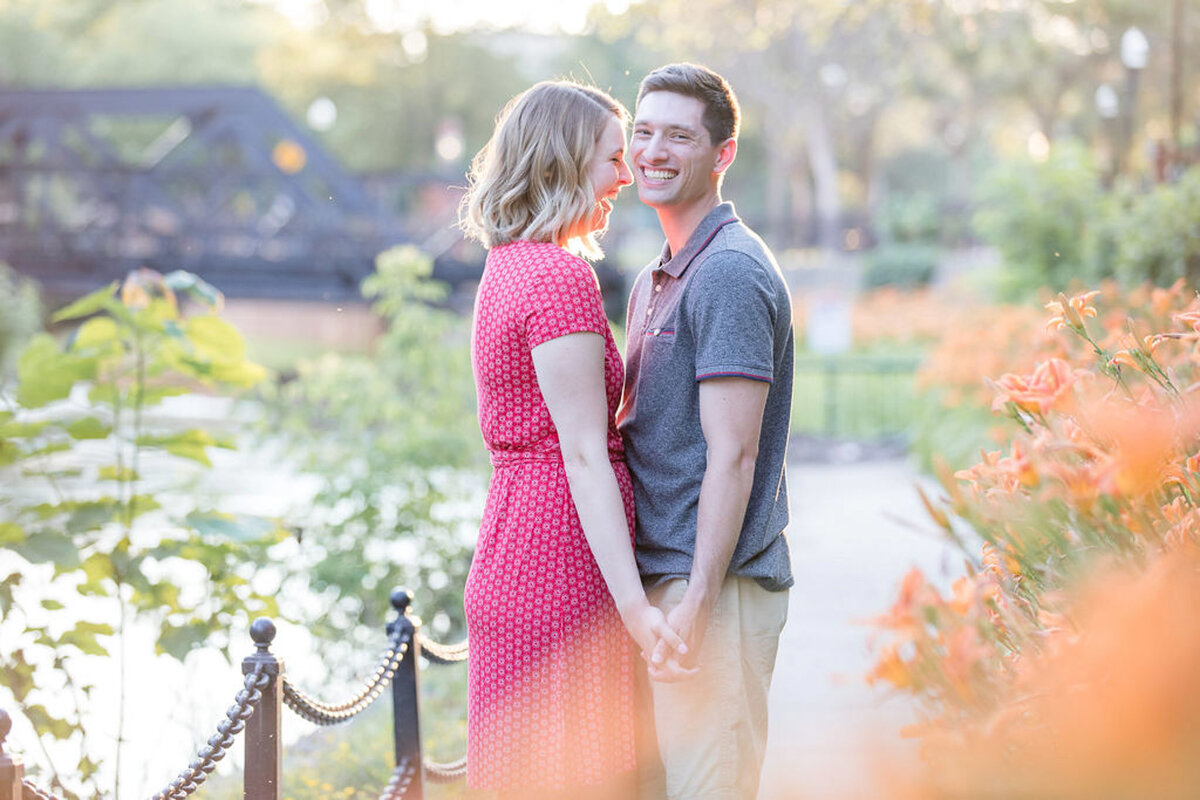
xmin=65 ymin=500 xmax=119 ymax=534
xmin=98 ymin=466 xmax=139 ymax=482
xmin=185 ymin=510 xmax=278 ymax=542
xmin=157 ymin=619 xmax=211 ymax=659
xmin=59 ymin=621 xmax=113 ymax=656
xmin=13 ymin=530 xmax=80 ymax=567
xmin=0 ymin=522 xmax=25 ymax=546
xmin=185 ymin=315 xmax=245 ymax=361
xmin=77 ymin=552 xmax=115 ymax=596
xmin=50 ymin=282 xmax=118 ymax=323
xmin=40 ymin=599 xmax=65 ymax=611
xmin=72 ymin=316 xmax=122 ymax=351
xmin=16 ymin=334 xmax=73 ymax=408
xmin=66 ymin=417 xmax=111 ymax=440
xmin=163 ymin=271 xmax=224 ymax=310
xmin=139 ymin=429 xmax=220 ymax=466
xmin=23 ymin=704 xmax=75 ymax=740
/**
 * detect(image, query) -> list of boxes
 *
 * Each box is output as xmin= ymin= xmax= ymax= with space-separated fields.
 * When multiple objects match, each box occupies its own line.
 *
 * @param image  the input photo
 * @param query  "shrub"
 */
xmin=972 ymin=141 xmax=1103 ymax=299
xmin=262 ymin=246 xmax=485 ymax=648
xmin=1 ymin=269 xmax=280 ymax=798
xmin=862 ymin=243 xmax=939 ymax=290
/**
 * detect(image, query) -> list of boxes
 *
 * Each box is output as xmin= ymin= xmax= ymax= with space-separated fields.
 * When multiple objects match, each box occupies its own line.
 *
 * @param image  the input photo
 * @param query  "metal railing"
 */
xmin=792 ymin=354 xmax=923 ymax=443
xmin=0 ymin=588 xmax=468 ymax=800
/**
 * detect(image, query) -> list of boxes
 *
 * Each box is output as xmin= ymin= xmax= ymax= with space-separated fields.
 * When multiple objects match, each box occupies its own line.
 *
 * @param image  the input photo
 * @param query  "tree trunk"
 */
xmin=799 ymin=94 xmax=841 ymax=250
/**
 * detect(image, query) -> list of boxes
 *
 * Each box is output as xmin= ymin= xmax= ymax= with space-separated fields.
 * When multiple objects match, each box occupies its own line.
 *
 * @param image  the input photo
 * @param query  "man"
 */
xmin=617 ymin=63 xmax=795 ymax=800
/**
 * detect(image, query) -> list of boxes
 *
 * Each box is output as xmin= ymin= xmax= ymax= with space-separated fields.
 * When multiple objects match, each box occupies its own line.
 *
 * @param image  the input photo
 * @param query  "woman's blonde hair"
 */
xmin=459 ymin=80 xmax=629 ymax=260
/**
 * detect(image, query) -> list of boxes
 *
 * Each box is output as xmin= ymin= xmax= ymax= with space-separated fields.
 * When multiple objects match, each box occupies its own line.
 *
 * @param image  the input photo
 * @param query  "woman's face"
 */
xmin=584 ymin=115 xmax=634 ymax=235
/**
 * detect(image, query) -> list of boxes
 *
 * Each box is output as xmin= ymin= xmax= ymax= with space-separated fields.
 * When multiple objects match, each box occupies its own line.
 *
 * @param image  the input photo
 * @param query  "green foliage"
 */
xmin=262 ymin=246 xmax=484 ymax=644
xmin=972 ymin=142 xmax=1104 ymax=299
xmin=1108 ymin=168 xmax=1200 ymax=287
xmin=0 ymin=262 xmax=42 ymax=381
xmin=0 ymin=269 xmax=282 ymax=797
xmin=863 ymin=243 xmax=940 ymax=290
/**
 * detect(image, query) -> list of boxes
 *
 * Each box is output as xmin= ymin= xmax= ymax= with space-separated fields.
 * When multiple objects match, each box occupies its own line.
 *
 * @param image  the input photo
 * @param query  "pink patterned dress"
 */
xmin=465 ymin=240 xmax=637 ymax=791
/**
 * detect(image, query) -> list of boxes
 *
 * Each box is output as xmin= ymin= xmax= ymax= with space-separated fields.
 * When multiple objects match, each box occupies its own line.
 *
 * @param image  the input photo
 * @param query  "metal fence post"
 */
xmin=0 ymin=710 xmax=24 ymax=800
xmin=389 ymin=588 xmax=425 ymax=800
xmin=243 ymin=618 xmax=284 ymax=800
xmin=824 ymin=358 xmax=839 ymax=437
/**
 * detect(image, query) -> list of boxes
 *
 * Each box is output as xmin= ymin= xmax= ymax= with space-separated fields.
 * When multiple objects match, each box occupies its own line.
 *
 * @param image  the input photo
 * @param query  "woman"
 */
xmin=459 ymin=81 xmax=683 ymax=798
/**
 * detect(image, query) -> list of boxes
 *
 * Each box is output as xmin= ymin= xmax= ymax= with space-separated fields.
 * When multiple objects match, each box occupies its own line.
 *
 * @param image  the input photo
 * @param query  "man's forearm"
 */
xmin=688 ymin=448 xmax=757 ymax=609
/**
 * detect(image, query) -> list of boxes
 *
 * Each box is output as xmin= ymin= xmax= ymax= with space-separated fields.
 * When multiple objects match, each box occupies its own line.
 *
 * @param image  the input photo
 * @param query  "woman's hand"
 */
xmin=619 ymin=598 xmax=696 ymax=680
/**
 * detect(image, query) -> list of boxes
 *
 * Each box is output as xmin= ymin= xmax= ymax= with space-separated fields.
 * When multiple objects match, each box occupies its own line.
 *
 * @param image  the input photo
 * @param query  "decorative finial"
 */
xmin=249 ymin=618 xmax=276 ymax=653
xmin=390 ymin=587 xmax=412 ymax=614
xmin=0 ymin=708 xmax=11 ymax=754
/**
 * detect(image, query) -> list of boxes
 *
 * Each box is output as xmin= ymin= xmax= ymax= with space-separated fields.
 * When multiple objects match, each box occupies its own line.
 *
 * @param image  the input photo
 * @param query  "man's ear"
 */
xmin=713 ymin=137 xmax=737 ymax=175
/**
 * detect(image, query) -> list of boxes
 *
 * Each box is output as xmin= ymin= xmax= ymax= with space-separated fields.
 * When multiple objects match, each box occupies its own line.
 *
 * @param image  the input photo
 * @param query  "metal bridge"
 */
xmin=0 ymin=86 xmax=415 ymax=303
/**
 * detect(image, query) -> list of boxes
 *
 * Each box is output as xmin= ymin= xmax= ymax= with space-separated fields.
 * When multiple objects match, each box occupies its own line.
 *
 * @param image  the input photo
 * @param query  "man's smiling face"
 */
xmin=630 ymin=91 xmax=722 ymax=212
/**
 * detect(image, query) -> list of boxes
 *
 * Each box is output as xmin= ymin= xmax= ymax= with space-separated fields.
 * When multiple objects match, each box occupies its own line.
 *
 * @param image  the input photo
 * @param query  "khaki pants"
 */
xmin=638 ymin=577 xmax=789 ymax=800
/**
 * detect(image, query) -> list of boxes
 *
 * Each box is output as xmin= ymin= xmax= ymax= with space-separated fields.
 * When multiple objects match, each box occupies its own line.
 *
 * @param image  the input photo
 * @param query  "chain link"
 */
xmin=415 ymin=633 xmax=468 ymax=665
xmin=423 ymin=755 xmax=468 ymax=783
xmin=150 ymin=663 xmax=271 ymax=800
xmin=22 ymin=779 xmax=62 ymax=800
xmin=282 ymin=632 xmax=409 ymax=725
xmin=376 ymin=758 xmax=416 ymax=800
xmin=17 ymin=664 xmax=269 ymax=800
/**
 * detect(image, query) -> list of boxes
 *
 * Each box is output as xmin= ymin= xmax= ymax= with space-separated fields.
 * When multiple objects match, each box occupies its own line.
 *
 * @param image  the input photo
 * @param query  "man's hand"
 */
xmin=621 ymin=598 xmax=690 ymax=670
xmin=646 ymin=587 xmax=710 ymax=682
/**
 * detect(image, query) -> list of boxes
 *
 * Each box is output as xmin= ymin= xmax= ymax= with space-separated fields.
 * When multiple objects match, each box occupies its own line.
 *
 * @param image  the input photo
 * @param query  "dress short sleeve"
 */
xmin=689 ymin=252 xmax=776 ymax=383
xmin=525 ymin=250 xmax=609 ymax=348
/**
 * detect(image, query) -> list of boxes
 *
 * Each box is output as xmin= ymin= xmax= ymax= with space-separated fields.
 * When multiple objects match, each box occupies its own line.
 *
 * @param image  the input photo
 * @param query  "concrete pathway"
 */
xmin=758 ymin=458 xmax=958 ymax=800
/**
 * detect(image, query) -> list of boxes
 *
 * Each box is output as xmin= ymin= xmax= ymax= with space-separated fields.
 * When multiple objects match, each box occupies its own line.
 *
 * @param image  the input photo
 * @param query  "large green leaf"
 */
xmin=157 ymin=619 xmax=212 ymax=659
xmin=185 ymin=510 xmax=280 ymax=542
xmin=66 ymin=416 xmax=111 ymax=440
xmin=0 ymin=522 xmax=24 ymax=545
xmin=163 ymin=270 xmax=223 ymax=310
xmin=185 ymin=315 xmax=245 ymax=361
xmin=72 ymin=316 xmax=122 ymax=351
xmin=59 ymin=621 xmax=113 ymax=656
xmin=50 ymin=282 xmax=118 ymax=323
xmin=16 ymin=334 xmax=95 ymax=408
xmin=14 ymin=530 xmax=80 ymax=567
xmin=23 ymin=703 xmax=75 ymax=740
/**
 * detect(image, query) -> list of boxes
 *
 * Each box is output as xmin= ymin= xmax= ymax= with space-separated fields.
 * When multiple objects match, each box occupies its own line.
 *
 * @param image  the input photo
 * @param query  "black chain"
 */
xmin=415 ymin=633 xmax=468 ymax=665
xmin=281 ymin=632 xmax=409 ymax=725
xmin=150 ymin=663 xmax=271 ymax=800
xmin=17 ymin=664 xmax=269 ymax=800
xmin=423 ymin=755 xmax=468 ymax=783
xmin=377 ymin=758 xmax=416 ymax=800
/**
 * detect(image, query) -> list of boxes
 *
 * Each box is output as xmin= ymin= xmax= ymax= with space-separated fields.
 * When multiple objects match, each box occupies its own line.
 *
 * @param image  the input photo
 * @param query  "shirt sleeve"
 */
xmin=524 ymin=251 xmax=609 ymax=348
xmin=688 ymin=252 xmax=777 ymax=383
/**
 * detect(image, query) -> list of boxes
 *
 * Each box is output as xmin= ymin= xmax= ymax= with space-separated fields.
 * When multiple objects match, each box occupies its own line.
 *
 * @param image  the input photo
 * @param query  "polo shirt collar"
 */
xmin=657 ymin=202 xmax=740 ymax=278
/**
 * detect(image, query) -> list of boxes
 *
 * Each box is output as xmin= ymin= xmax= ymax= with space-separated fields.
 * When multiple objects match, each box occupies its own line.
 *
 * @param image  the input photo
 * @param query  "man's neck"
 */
xmin=657 ymin=195 xmax=722 ymax=258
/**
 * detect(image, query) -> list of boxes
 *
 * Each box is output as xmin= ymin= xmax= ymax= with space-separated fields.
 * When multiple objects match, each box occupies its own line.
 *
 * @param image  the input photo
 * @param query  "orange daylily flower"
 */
xmin=990 ymin=358 xmax=1084 ymax=416
xmin=1045 ymin=290 xmax=1099 ymax=332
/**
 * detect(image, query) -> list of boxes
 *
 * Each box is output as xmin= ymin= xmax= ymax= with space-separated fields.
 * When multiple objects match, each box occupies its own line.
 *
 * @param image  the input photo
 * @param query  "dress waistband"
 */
xmin=489 ymin=448 xmax=626 ymax=467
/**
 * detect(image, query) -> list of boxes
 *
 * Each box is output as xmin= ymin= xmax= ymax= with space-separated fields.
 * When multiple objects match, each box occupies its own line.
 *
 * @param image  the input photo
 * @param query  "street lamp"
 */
xmin=1116 ymin=26 xmax=1149 ymax=176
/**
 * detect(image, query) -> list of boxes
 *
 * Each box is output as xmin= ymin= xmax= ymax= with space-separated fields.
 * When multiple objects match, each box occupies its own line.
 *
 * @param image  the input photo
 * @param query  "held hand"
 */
xmin=647 ymin=589 xmax=711 ymax=679
xmin=622 ymin=600 xmax=689 ymax=667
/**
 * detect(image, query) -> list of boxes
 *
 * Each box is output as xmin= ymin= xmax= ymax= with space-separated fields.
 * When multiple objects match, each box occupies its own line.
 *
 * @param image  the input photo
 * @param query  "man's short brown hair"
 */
xmin=637 ymin=63 xmax=740 ymax=145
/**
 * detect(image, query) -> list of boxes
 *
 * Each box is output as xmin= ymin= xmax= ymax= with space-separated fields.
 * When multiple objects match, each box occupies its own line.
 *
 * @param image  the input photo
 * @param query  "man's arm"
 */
xmin=650 ymin=375 xmax=768 ymax=678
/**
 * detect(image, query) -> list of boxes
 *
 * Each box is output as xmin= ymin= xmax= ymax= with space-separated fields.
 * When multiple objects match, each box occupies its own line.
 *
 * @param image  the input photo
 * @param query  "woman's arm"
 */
xmin=531 ymin=331 xmax=686 ymax=663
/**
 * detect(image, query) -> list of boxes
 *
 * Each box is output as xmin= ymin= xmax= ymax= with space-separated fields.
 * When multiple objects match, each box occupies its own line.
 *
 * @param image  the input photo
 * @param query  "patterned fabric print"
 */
xmin=465 ymin=240 xmax=636 ymax=791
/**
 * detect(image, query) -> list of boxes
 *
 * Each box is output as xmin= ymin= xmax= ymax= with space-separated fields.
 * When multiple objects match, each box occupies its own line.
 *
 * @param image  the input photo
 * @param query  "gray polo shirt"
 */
xmin=618 ymin=202 xmax=794 ymax=592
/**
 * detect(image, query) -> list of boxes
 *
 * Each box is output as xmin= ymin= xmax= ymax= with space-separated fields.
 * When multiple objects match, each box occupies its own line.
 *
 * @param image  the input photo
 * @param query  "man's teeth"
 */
xmin=644 ymin=169 xmax=677 ymax=181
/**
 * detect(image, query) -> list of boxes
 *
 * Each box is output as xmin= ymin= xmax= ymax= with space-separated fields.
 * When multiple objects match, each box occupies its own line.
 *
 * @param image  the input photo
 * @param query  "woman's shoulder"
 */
xmin=491 ymin=240 xmax=591 ymax=279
